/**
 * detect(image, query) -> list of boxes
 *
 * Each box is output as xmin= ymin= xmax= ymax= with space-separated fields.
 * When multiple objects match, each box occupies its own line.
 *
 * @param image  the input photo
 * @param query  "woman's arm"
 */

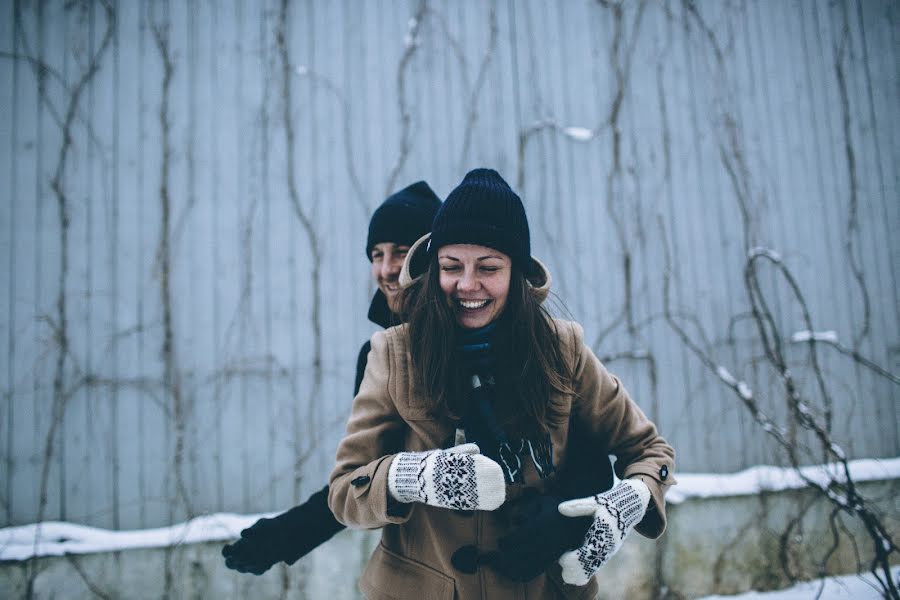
xmin=328 ymin=330 xmax=412 ymax=529
xmin=565 ymin=321 xmax=676 ymax=539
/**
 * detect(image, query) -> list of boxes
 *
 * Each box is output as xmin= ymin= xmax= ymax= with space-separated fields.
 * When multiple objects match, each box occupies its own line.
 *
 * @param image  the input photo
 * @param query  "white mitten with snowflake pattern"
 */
xmin=557 ymin=479 xmax=651 ymax=585
xmin=387 ymin=443 xmax=506 ymax=511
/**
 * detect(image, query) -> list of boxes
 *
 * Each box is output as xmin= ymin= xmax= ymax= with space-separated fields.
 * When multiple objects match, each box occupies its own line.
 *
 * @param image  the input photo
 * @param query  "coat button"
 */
xmin=660 ymin=465 xmax=668 ymax=481
xmin=351 ymin=475 xmax=371 ymax=487
xmin=451 ymin=545 xmax=479 ymax=574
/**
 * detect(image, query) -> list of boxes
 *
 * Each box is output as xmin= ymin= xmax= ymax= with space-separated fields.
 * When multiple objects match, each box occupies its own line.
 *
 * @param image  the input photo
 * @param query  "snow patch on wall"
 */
xmin=0 ymin=513 xmax=266 ymax=561
xmin=562 ymin=126 xmax=594 ymax=141
xmin=666 ymin=456 xmax=900 ymax=504
xmin=790 ymin=330 xmax=839 ymax=344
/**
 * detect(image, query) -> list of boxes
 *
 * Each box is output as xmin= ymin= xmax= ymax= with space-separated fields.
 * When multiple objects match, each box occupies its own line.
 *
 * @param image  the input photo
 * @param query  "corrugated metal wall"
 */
xmin=1 ymin=0 xmax=897 ymax=529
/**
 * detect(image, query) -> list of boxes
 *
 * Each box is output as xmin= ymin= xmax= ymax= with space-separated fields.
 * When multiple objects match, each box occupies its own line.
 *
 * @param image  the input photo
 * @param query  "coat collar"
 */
xmin=367 ymin=289 xmax=399 ymax=329
xmin=398 ymin=232 xmax=552 ymax=304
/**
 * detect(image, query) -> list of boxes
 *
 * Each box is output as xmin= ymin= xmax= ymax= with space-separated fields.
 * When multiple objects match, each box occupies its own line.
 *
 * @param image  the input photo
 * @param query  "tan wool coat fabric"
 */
xmin=328 ymin=313 xmax=676 ymax=600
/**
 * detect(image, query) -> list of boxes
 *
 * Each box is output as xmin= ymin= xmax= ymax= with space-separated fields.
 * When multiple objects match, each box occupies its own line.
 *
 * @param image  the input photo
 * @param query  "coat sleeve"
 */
xmin=565 ymin=321 xmax=676 ymax=539
xmin=328 ymin=330 xmax=413 ymax=529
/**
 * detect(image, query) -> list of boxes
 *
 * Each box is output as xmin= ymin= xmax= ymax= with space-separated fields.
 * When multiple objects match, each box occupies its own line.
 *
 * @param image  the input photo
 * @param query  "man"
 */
xmin=222 ymin=181 xmax=441 ymax=575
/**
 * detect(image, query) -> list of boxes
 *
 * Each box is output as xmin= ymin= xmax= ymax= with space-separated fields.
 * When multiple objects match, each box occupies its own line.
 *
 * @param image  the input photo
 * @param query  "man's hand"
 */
xmin=484 ymin=490 xmax=593 ymax=582
xmin=222 ymin=515 xmax=288 ymax=575
xmin=222 ymin=486 xmax=344 ymax=575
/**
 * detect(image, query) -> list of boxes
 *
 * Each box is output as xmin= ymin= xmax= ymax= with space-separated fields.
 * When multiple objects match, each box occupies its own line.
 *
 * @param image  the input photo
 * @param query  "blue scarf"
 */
xmin=456 ymin=322 xmax=554 ymax=483
xmin=457 ymin=322 xmax=498 ymax=375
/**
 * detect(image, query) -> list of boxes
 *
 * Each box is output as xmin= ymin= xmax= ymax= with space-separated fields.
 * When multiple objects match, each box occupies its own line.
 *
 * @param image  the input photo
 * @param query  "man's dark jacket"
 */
xmin=222 ymin=291 xmax=396 ymax=572
xmin=287 ymin=291 xmax=398 ymax=558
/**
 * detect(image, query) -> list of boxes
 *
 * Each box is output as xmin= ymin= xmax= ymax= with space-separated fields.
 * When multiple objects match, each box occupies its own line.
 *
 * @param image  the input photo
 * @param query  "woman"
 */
xmin=329 ymin=169 xmax=675 ymax=599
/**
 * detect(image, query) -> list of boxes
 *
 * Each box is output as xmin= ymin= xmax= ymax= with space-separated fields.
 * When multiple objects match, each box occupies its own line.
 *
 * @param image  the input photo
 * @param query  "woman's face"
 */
xmin=438 ymin=244 xmax=511 ymax=329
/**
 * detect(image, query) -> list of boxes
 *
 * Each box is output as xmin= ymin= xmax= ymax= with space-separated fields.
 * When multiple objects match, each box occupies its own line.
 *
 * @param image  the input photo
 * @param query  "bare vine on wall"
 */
xmin=834 ymin=2 xmax=871 ymax=351
xmin=385 ymin=0 xmax=429 ymax=196
xmin=454 ymin=3 xmax=498 ymax=173
xmin=661 ymin=225 xmax=898 ymax=597
xmin=516 ymin=0 xmax=648 ymax=330
xmin=514 ymin=1 xmax=660 ymax=418
xmin=597 ymin=0 xmax=648 ymax=341
xmin=661 ymin=4 xmax=899 ymax=594
xmin=681 ymin=0 xmax=757 ymax=252
xmin=8 ymin=1 xmax=117 ymax=598
xmin=151 ymin=21 xmax=194 ymax=524
xmin=3 ymin=4 xmax=107 ymax=157
xmin=276 ymin=0 xmax=323 ymax=515
xmin=149 ymin=19 xmax=200 ymax=598
xmin=294 ymin=66 xmax=368 ymax=216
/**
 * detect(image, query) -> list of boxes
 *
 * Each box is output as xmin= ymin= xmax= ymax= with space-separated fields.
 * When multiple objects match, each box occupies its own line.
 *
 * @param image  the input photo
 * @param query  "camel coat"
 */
xmin=329 ymin=318 xmax=676 ymax=600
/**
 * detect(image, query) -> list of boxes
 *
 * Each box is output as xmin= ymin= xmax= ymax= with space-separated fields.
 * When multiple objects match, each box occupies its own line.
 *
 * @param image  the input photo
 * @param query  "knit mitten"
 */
xmin=387 ymin=443 xmax=506 ymax=511
xmin=557 ymin=479 xmax=651 ymax=585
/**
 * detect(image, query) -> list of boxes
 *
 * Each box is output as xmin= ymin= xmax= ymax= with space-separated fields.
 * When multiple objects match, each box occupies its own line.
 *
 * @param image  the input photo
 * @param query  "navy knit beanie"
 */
xmin=428 ymin=169 xmax=530 ymax=267
xmin=366 ymin=181 xmax=441 ymax=260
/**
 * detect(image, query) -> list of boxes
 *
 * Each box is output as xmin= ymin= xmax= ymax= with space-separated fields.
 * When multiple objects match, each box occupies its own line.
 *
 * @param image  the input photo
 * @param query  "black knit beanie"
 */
xmin=366 ymin=181 xmax=441 ymax=260
xmin=428 ymin=169 xmax=530 ymax=267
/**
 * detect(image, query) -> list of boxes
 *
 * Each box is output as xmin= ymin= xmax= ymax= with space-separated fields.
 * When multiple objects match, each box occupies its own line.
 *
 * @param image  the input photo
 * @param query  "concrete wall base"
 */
xmin=2 ymin=479 xmax=896 ymax=599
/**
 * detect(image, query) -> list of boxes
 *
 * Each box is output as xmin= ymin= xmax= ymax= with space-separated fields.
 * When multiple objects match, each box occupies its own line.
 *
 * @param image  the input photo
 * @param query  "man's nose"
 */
xmin=382 ymin=254 xmax=401 ymax=278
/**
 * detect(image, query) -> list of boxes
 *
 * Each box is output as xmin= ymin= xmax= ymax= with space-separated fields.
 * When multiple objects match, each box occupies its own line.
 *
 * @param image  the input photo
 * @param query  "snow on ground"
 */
xmin=0 ymin=457 xmax=897 ymax=561
xmin=697 ymin=566 xmax=900 ymax=599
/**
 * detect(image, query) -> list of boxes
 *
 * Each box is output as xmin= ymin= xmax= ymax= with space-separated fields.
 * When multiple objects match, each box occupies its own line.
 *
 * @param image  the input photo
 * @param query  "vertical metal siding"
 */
xmin=0 ymin=0 xmax=896 ymax=528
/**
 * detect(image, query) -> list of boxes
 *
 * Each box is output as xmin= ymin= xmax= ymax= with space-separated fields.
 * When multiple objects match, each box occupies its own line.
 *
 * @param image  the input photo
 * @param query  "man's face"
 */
xmin=370 ymin=242 xmax=410 ymax=314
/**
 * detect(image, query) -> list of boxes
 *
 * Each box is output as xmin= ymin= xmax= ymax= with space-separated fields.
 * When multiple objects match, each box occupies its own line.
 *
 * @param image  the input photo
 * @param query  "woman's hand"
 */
xmin=387 ymin=443 xmax=506 ymax=511
xmin=556 ymin=479 xmax=651 ymax=585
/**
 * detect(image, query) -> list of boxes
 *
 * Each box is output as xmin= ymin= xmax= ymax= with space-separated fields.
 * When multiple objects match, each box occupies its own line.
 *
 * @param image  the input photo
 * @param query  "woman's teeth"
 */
xmin=459 ymin=299 xmax=489 ymax=309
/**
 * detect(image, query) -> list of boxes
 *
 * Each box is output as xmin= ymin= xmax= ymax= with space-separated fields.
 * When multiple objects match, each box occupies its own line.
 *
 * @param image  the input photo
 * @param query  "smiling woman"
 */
xmin=328 ymin=169 xmax=676 ymax=600
xmin=438 ymin=245 xmax=511 ymax=329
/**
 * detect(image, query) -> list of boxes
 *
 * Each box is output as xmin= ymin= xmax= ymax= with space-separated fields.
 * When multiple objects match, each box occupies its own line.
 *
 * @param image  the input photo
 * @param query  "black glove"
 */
xmin=221 ymin=485 xmax=345 ymax=575
xmin=482 ymin=446 xmax=615 ymax=583
xmin=482 ymin=490 xmax=592 ymax=582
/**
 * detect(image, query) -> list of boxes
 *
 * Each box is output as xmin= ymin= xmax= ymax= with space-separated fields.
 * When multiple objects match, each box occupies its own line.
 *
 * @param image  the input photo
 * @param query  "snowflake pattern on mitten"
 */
xmin=432 ymin=452 xmax=479 ymax=509
xmin=387 ymin=444 xmax=505 ymax=511
xmin=558 ymin=479 xmax=651 ymax=586
xmin=576 ymin=483 xmax=645 ymax=575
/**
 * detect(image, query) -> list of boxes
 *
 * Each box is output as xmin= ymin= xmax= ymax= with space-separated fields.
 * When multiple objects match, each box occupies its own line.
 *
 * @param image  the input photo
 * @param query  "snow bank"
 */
xmin=666 ymin=456 xmax=900 ymax=504
xmin=0 ymin=513 xmax=268 ymax=561
xmin=1 ymin=457 xmax=897 ymax=561
xmin=697 ymin=566 xmax=900 ymax=599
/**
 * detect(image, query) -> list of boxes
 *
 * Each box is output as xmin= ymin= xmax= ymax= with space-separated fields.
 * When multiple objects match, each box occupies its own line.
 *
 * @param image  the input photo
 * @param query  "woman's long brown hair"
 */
xmin=400 ymin=255 xmax=572 ymax=435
